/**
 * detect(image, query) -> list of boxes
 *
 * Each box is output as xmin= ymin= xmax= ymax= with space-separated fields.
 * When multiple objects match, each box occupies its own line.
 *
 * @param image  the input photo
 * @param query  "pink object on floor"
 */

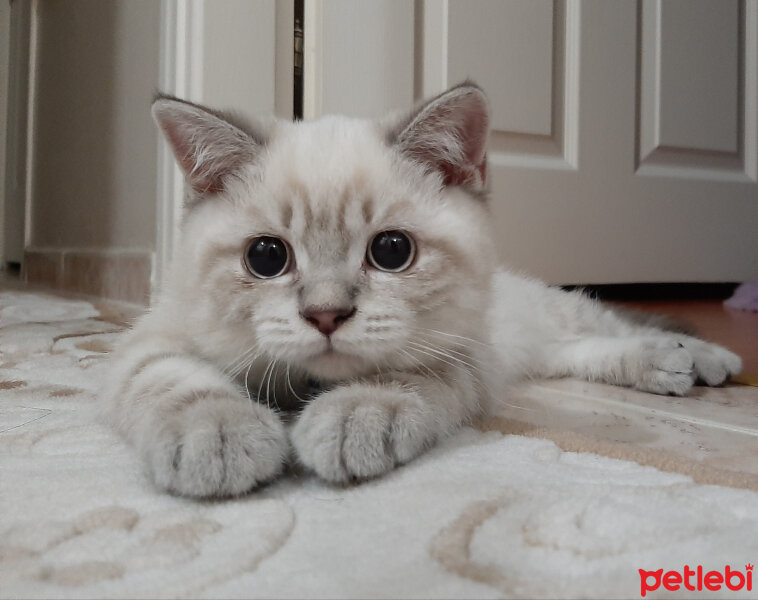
xmin=724 ymin=282 xmax=758 ymax=312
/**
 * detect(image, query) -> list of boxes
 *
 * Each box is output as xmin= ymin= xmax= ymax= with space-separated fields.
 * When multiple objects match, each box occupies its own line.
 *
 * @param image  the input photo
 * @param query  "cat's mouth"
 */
xmin=302 ymin=343 xmax=367 ymax=380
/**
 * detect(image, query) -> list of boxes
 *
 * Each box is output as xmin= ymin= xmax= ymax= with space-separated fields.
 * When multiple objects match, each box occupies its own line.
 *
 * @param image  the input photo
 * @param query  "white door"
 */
xmin=421 ymin=0 xmax=758 ymax=284
xmin=308 ymin=0 xmax=758 ymax=285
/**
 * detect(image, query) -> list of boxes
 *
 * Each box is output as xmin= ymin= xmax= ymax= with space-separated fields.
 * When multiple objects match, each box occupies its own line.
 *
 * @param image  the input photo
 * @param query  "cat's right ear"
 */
xmin=151 ymin=95 xmax=262 ymax=198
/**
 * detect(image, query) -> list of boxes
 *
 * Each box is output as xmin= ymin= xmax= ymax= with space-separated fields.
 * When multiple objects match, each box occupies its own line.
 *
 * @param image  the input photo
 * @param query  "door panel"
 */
xmin=657 ymin=0 xmax=739 ymax=153
xmin=639 ymin=0 xmax=747 ymax=178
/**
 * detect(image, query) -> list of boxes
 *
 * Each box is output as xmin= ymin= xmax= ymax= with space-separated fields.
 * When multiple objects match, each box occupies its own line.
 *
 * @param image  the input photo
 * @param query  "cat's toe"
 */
xmin=684 ymin=340 xmax=743 ymax=386
xmin=633 ymin=340 xmax=695 ymax=396
xmin=340 ymin=403 xmax=396 ymax=479
xmin=149 ymin=399 xmax=288 ymax=497
xmin=637 ymin=368 xmax=695 ymax=396
xmin=291 ymin=395 xmax=353 ymax=483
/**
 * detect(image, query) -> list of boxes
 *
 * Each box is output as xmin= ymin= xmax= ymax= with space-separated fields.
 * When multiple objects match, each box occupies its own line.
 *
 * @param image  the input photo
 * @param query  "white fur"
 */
xmin=102 ymin=85 xmax=743 ymax=497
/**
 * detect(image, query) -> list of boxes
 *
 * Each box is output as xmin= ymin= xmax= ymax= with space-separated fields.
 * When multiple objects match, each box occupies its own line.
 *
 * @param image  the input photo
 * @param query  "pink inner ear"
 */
xmin=400 ymin=87 xmax=490 ymax=190
xmin=440 ymin=106 xmax=489 ymax=187
xmin=440 ymin=158 xmax=487 ymax=187
xmin=160 ymin=122 xmax=226 ymax=194
xmin=461 ymin=108 xmax=489 ymax=168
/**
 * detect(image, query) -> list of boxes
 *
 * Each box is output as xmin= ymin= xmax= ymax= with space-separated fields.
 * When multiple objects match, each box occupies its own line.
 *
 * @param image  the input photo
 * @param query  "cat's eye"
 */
xmin=244 ymin=236 xmax=291 ymax=279
xmin=367 ymin=230 xmax=415 ymax=272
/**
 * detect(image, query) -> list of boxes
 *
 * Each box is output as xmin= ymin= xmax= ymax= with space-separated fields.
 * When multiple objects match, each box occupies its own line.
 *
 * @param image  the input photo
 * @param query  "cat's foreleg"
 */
xmin=290 ymin=367 xmax=480 ymax=483
xmin=103 ymin=336 xmax=288 ymax=497
xmin=540 ymin=334 xmax=741 ymax=395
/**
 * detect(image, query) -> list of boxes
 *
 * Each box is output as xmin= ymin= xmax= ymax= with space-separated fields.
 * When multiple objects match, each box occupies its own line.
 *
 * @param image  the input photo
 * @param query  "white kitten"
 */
xmin=102 ymin=83 xmax=742 ymax=497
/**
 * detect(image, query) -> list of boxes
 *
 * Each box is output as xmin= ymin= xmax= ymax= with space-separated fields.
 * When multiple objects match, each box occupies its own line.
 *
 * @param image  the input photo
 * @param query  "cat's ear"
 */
xmin=391 ymin=81 xmax=489 ymax=191
xmin=151 ymin=95 xmax=263 ymax=197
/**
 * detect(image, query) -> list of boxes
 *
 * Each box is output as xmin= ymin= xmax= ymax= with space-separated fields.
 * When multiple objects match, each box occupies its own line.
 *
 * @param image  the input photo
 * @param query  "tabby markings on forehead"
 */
xmin=361 ymin=198 xmax=374 ymax=224
xmin=315 ymin=206 xmax=331 ymax=230
xmin=336 ymin=188 xmax=350 ymax=232
xmin=301 ymin=201 xmax=314 ymax=230
xmin=286 ymin=178 xmax=310 ymax=200
xmin=279 ymin=203 xmax=293 ymax=229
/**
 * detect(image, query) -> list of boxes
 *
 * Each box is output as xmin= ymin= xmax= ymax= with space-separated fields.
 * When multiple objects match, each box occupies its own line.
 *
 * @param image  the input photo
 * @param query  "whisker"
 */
xmin=286 ymin=364 xmax=308 ymax=404
xmin=409 ymin=340 xmax=479 ymax=372
xmin=269 ymin=360 xmax=282 ymax=412
xmin=223 ymin=344 xmax=260 ymax=378
xmin=243 ymin=360 xmax=255 ymax=403
xmin=408 ymin=340 xmax=492 ymax=394
xmin=257 ymin=359 xmax=274 ymax=405
xmin=407 ymin=342 xmax=532 ymax=413
xmin=397 ymin=348 xmax=447 ymax=387
xmin=406 ymin=342 xmax=470 ymax=376
xmin=411 ymin=327 xmax=493 ymax=349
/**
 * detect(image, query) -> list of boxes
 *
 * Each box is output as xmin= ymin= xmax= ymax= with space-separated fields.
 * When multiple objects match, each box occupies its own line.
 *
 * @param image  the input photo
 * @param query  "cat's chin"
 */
xmin=300 ymin=349 xmax=369 ymax=381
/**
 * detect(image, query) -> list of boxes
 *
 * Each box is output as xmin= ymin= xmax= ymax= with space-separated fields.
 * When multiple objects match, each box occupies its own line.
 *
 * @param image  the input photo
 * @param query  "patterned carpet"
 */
xmin=2 ymin=289 xmax=757 ymax=598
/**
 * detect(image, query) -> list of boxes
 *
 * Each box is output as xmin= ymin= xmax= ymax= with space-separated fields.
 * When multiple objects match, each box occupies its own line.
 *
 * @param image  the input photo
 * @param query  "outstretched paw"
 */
xmin=633 ymin=337 xmax=742 ymax=396
xmin=291 ymin=385 xmax=436 ymax=484
xmin=147 ymin=398 xmax=288 ymax=498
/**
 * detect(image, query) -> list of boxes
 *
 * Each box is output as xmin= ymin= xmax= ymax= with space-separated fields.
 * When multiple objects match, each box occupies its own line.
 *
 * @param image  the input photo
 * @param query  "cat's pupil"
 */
xmin=368 ymin=231 xmax=414 ymax=272
xmin=245 ymin=236 xmax=289 ymax=278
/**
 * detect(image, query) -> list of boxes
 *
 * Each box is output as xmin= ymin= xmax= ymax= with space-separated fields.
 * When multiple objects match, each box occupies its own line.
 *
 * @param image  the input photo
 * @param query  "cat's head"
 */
xmin=153 ymin=82 xmax=496 ymax=381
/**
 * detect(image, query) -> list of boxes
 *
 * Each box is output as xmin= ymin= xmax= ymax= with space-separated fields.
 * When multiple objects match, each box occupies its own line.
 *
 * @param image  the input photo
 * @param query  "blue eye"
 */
xmin=367 ymin=230 xmax=415 ymax=272
xmin=245 ymin=236 xmax=291 ymax=278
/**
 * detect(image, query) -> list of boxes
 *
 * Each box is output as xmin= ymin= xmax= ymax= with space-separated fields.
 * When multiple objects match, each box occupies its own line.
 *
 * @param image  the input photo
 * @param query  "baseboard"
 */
xmin=22 ymin=247 xmax=153 ymax=305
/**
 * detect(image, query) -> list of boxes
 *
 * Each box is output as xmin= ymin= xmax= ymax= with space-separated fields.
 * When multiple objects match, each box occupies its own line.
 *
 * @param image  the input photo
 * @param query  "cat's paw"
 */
xmin=681 ymin=338 xmax=742 ymax=386
xmin=146 ymin=398 xmax=288 ymax=497
xmin=631 ymin=339 xmax=696 ymax=395
xmin=291 ymin=385 xmax=435 ymax=484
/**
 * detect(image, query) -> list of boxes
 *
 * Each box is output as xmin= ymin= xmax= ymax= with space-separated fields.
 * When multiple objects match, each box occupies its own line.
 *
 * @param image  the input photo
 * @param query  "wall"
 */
xmin=24 ymin=0 xmax=160 ymax=303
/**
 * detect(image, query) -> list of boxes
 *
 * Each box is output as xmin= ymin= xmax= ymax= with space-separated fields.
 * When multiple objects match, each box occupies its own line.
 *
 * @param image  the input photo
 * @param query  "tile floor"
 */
xmin=496 ymin=299 xmax=758 ymax=482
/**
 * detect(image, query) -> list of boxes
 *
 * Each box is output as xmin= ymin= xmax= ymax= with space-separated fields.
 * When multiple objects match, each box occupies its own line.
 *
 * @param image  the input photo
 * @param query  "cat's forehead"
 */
xmin=266 ymin=116 xmax=393 ymax=189
xmin=209 ymin=112 xmax=452 ymax=254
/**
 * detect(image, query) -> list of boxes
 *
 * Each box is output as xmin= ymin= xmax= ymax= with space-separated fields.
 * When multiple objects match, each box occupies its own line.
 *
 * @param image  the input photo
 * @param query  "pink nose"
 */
xmin=302 ymin=307 xmax=356 ymax=336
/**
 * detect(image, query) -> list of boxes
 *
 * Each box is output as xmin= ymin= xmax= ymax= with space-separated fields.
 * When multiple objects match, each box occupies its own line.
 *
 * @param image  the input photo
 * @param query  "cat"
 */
xmin=102 ymin=81 xmax=743 ymax=498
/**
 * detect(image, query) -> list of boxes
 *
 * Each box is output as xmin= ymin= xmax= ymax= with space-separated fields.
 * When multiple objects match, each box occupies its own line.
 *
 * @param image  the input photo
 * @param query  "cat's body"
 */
xmin=103 ymin=83 xmax=742 ymax=497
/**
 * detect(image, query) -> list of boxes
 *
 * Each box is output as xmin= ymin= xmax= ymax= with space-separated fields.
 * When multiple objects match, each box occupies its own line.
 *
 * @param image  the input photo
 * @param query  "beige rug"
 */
xmin=2 ymin=289 xmax=757 ymax=599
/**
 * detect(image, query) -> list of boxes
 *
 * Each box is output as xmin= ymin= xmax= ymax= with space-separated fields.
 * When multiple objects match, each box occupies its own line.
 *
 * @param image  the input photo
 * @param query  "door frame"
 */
xmin=154 ymin=0 xmax=206 ymax=293
xmin=2 ymin=0 xmax=37 ymax=269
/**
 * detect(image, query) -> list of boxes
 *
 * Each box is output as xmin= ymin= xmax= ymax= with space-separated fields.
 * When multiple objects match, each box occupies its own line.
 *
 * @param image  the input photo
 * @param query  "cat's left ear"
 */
xmin=391 ymin=81 xmax=489 ymax=191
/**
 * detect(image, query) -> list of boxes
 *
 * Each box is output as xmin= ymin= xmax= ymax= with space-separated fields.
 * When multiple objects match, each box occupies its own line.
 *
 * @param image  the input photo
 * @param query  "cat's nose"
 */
xmin=302 ymin=306 xmax=356 ymax=336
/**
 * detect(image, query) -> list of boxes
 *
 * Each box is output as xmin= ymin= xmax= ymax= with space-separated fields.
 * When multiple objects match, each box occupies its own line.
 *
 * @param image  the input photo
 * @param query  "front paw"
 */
xmin=633 ymin=339 xmax=696 ymax=395
xmin=291 ymin=385 xmax=436 ymax=484
xmin=147 ymin=398 xmax=288 ymax=498
xmin=633 ymin=338 xmax=742 ymax=395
